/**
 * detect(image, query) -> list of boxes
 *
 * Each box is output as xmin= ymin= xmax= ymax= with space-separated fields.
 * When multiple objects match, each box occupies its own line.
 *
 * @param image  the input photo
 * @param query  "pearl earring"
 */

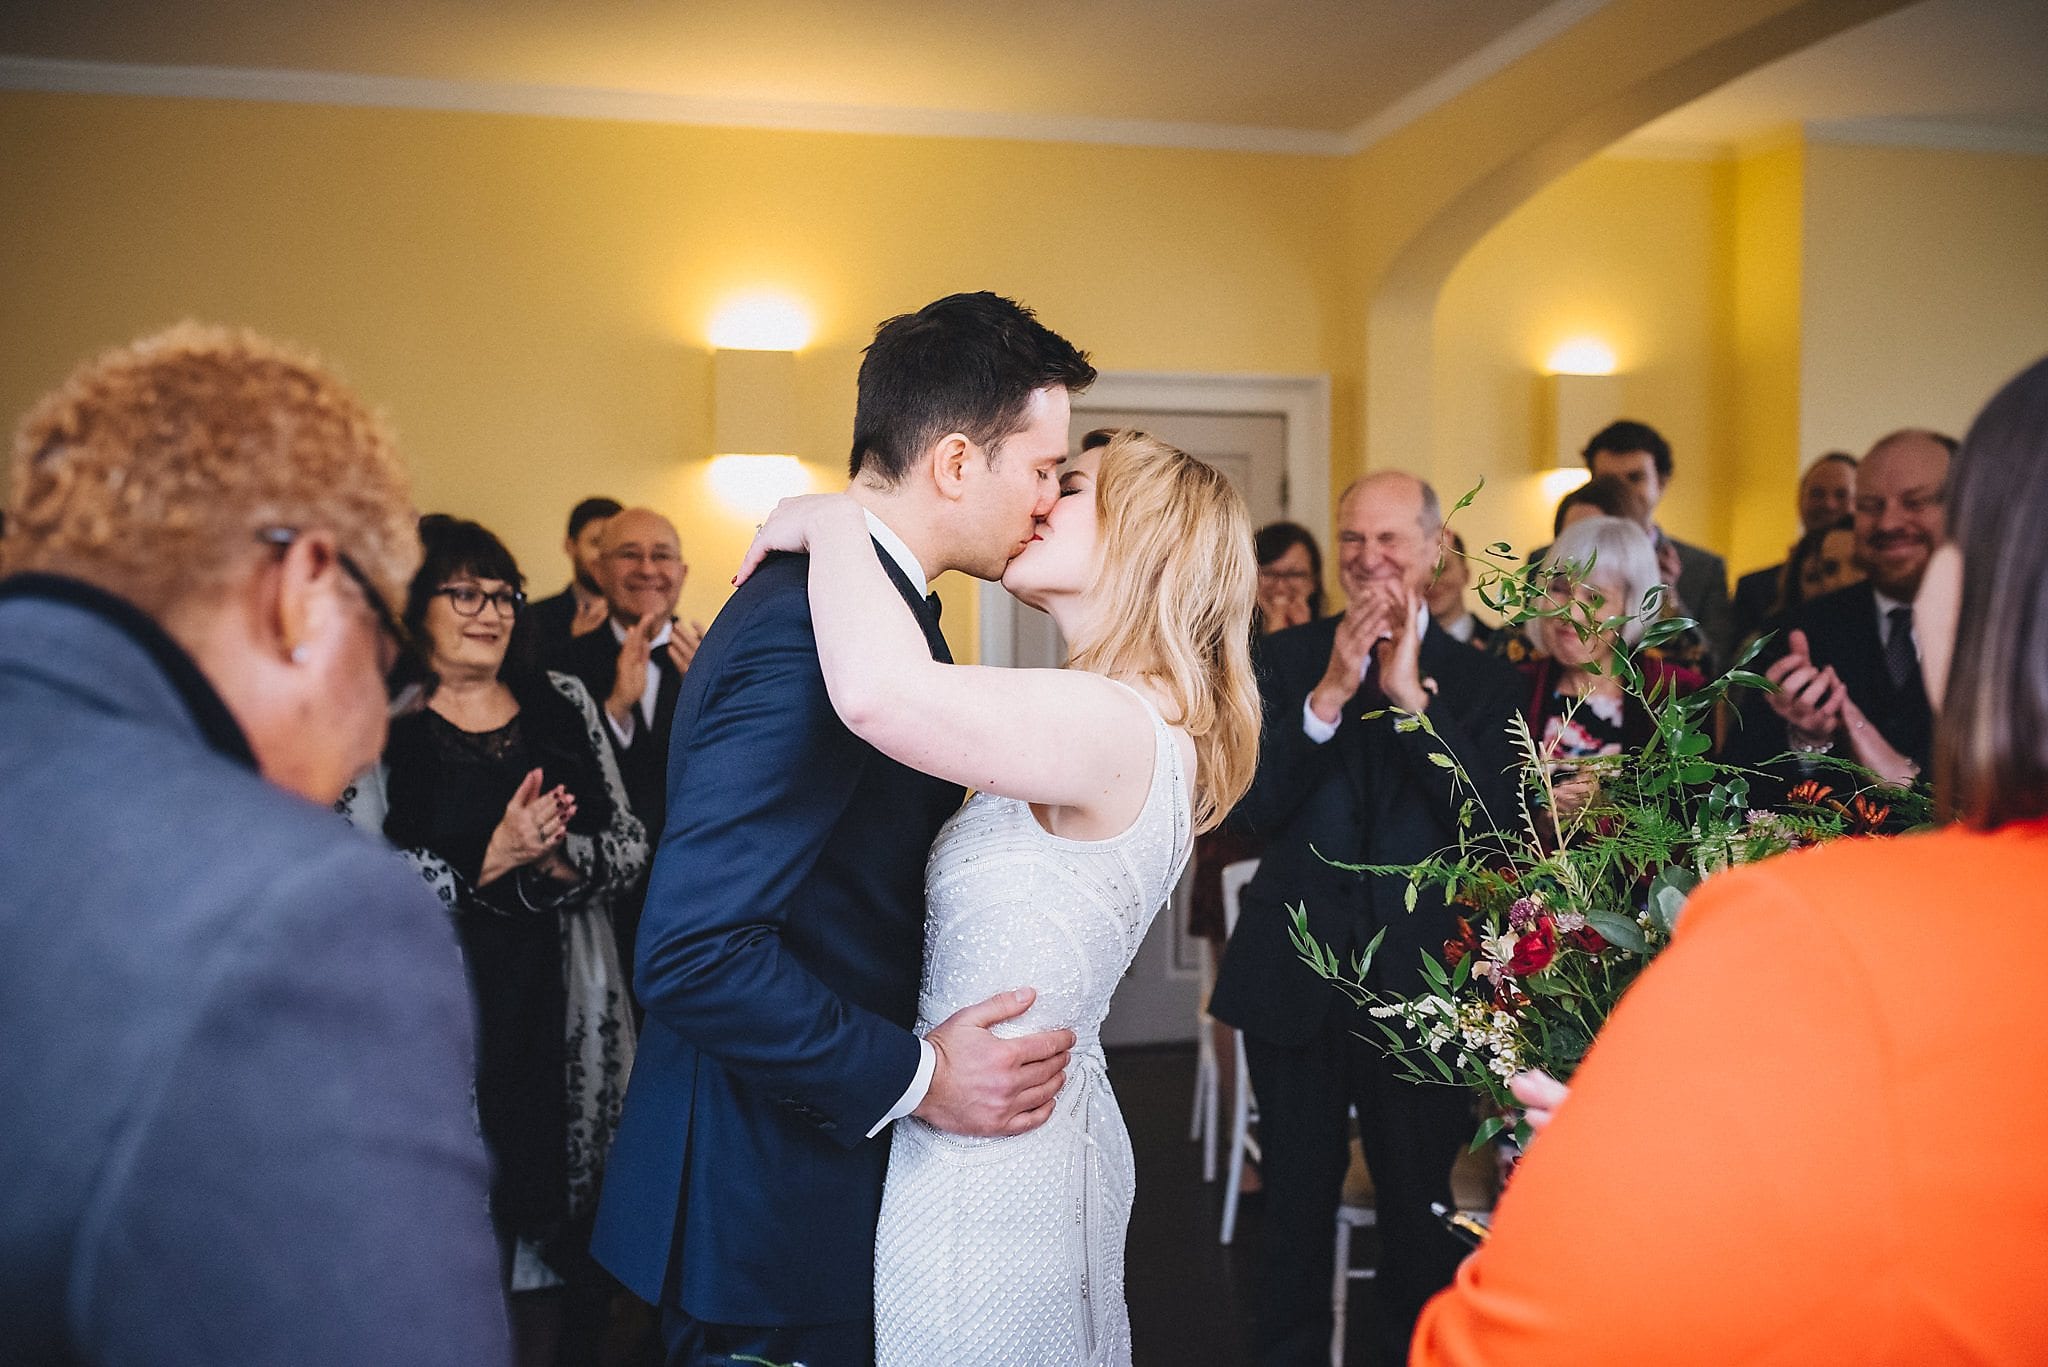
xmin=290 ymin=644 xmax=310 ymax=665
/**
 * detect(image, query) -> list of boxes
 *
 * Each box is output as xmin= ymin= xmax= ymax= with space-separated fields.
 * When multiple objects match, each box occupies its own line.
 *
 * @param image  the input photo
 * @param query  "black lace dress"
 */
xmin=339 ymin=672 xmax=647 ymax=1288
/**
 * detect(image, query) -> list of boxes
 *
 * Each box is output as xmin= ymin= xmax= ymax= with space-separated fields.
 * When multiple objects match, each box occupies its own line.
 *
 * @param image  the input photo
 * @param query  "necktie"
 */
xmin=926 ymin=591 xmax=943 ymax=623
xmin=1884 ymin=605 xmax=1917 ymax=688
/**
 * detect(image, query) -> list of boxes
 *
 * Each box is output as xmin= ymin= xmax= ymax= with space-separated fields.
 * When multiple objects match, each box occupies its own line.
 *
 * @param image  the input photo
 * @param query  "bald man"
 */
xmin=549 ymin=509 xmax=706 ymax=979
xmin=1210 ymin=472 xmax=1523 ymax=1367
xmin=1726 ymin=430 xmax=1952 ymax=788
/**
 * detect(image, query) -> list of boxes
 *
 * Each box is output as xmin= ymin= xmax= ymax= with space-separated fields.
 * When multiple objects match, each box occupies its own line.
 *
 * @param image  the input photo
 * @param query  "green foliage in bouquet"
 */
xmin=1289 ymin=484 xmax=1932 ymax=1147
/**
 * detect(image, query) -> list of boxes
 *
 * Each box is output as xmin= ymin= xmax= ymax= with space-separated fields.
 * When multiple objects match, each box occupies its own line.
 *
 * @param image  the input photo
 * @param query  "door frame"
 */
xmin=978 ymin=370 xmax=1333 ymax=665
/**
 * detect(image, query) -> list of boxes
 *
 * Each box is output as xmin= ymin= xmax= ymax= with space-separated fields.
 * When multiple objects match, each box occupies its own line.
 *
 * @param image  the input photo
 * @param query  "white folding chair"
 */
xmin=1330 ymin=1129 xmax=1378 ymax=1365
xmin=1217 ymin=857 xmax=1261 ymax=1244
xmin=1188 ymin=930 xmax=1221 ymax=1182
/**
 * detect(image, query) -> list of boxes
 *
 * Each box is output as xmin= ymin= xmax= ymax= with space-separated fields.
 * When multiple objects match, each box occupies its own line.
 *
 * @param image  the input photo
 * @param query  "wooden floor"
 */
xmin=1114 ymin=1042 xmax=1385 ymax=1367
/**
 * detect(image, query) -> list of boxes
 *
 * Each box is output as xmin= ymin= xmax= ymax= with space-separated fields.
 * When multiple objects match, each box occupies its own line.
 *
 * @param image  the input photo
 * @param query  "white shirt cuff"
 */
xmin=1302 ymin=696 xmax=1339 ymax=745
xmin=605 ymin=708 xmax=637 ymax=749
xmin=868 ymin=1038 xmax=937 ymax=1138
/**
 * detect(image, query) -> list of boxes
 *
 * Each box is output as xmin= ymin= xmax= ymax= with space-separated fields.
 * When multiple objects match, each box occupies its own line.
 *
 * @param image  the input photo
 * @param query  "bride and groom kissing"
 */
xmin=588 ymin=292 xmax=1262 ymax=1367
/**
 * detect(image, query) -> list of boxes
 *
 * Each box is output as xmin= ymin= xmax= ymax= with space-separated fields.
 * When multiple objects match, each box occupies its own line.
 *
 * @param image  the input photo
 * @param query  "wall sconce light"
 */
xmin=709 ymin=347 xmax=808 ymax=518
xmin=1536 ymin=339 xmax=1622 ymax=472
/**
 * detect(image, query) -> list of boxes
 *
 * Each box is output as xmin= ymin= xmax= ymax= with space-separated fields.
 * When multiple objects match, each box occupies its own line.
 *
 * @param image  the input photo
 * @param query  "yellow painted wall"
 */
xmin=1799 ymin=141 xmax=2048 ymax=461
xmin=1727 ymin=135 xmax=1806 ymax=574
xmin=1430 ymin=153 xmax=1733 ymax=572
xmin=0 ymin=90 xmax=1348 ymax=654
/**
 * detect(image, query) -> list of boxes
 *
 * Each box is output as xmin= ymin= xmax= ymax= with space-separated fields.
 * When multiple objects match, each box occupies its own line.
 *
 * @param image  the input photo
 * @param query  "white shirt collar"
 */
xmin=863 ymin=509 xmax=930 ymax=598
xmin=609 ymin=616 xmax=674 ymax=649
xmin=1441 ymin=612 xmax=1476 ymax=643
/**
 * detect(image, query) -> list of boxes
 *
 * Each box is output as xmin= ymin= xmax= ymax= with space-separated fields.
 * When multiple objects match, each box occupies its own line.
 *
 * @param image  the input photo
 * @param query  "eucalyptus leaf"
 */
xmin=1584 ymin=911 xmax=1649 ymax=954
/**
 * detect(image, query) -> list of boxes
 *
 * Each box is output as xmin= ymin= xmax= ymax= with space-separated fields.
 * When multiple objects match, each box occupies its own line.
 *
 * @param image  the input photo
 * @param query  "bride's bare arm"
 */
xmin=736 ymin=494 xmax=1155 ymax=816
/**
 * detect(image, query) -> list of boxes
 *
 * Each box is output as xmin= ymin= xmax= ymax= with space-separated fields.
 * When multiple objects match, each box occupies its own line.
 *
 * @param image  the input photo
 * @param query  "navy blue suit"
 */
xmin=590 ymin=545 xmax=961 ymax=1351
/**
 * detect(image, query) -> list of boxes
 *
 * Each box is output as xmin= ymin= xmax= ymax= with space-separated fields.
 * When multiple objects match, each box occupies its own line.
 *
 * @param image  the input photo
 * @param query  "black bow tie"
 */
xmin=925 ymin=591 xmax=942 ymax=623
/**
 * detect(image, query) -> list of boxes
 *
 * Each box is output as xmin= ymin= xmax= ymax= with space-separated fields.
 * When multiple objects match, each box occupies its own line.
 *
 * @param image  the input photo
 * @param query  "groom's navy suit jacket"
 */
xmin=591 ymin=545 xmax=963 ymax=1327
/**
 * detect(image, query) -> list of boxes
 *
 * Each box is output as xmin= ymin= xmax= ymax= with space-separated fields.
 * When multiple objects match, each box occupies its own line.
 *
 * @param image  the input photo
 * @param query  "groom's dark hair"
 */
xmin=849 ymin=292 xmax=1095 ymax=482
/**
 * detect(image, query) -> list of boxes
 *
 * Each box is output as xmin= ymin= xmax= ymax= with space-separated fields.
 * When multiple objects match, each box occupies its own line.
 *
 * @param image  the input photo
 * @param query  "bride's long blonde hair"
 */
xmin=1065 ymin=430 xmax=1260 ymax=834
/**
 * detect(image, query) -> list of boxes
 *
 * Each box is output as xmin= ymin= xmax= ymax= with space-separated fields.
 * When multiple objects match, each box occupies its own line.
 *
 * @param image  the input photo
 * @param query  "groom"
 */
xmin=592 ymin=292 xmax=1098 ymax=1366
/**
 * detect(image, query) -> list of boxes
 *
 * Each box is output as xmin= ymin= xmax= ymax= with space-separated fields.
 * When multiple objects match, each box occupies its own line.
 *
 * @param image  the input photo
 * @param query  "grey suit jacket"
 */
xmin=0 ymin=576 xmax=508 ymax=1366
xmin=1669 ymin=535 xmax=1734 ymax=671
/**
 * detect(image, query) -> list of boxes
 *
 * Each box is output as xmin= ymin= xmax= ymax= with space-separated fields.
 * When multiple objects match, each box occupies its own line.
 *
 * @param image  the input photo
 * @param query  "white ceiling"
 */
xmin=1 ymin=0 xmax=2043 ymax=156
xmin=1623 ymin=0 xmax=2048 ymax=154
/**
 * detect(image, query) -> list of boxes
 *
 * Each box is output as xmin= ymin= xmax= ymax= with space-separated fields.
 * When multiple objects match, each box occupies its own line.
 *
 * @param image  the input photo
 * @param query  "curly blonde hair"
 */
xmin=1066 ymin=430 xmax=1261 ymax=834
xmin=3 ymin=322 xmax=418 ymax=617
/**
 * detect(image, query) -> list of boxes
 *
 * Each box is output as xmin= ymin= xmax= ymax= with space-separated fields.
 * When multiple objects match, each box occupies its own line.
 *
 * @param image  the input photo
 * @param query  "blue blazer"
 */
xmin=0 ymin=576 xmax=507 ymax=1366
xmin=590 ymin=545 xmax=962 ymax=1326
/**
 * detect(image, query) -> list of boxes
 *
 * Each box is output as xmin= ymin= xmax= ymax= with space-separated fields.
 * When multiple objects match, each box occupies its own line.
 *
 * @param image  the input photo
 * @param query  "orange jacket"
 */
xmin=1413 ymin=817 xmax=2048 ymax=1366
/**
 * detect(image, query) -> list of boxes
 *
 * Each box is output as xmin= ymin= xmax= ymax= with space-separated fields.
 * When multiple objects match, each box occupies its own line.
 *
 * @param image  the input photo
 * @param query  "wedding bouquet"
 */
xmin=1290 ymin=508 xmax=1930 ymax=1147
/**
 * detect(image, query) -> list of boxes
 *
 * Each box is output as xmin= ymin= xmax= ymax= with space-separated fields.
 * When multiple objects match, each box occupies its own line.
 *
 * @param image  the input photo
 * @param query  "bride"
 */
xmin=739 ymin=428 xmax=1260 ymax=1365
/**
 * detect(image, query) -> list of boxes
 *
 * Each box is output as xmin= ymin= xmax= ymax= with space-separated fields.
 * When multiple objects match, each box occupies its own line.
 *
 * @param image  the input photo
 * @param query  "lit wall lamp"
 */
xmin=1536 ymin=338 xmax=1621 ymax=473
xmin=707 ymin=292 xmax=815 ymax=518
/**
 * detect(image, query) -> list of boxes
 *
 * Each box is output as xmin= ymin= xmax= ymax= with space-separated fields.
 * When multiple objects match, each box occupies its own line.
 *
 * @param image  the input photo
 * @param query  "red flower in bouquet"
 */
xmin=1444 ymin=917 xmax=1479 ymax=967
xmin=1508 ymin=916 xmax=1557 ymax=975
xmin=1565 ymin=925 xmax=1607 ymax=953
xmin=1787 ymin=779 xmax=1834 ymax=807
xmin=1850 ymin=794 xmax=1892 ymax=833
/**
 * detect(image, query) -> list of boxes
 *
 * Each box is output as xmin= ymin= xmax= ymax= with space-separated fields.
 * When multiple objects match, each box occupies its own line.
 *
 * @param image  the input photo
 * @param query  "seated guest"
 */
xmin=1512 ymin=476 xmax=1708 ymax=676
xmin=1725 ymin=429 xmax=1954 ymax=789
xmin=340 ymin=515 xmax=646 ymax=1367
xmin=1520 ymin=517 xmax=1703 ymax=823
xmin=1410 ymin=355 xmax=2048 ymax=1366
xmin=0 ymin=324 xmax=506 ymax=1363
xmin=524 ymin=495 xmax=622 ymax=655
xmin=550 ymin=507 xmax=703 ymax=839
xmin=1211 ymin=472 xmax=1523 ymax=1367
xmin=1429 ymin=529 xmax=1492 ymax=649
xmin=1254 ymin=518 xmax=1327 ymax=636
xmin=1731 ymin=452 xmax=1856 ymax=643
xmin=1578 ymin=420 xmax=1732 ymax=669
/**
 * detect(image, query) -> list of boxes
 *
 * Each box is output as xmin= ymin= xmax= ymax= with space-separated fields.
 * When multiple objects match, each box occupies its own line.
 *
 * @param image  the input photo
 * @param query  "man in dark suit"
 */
xmin=524 ymin=494 xmax=621 ymax=656
xmin=0 ymin=323 xmax=505 ymax=1365
xmin=1730 ymin=452 xmax=1857 ymax=645
xmin=591 ymin=292 xmax=1094 ymax=1367
xmin=549 ymin=507 xmax=704 ymax=839
xmin=1211 ymin=472 xmax=1523 ymax=1367
xmin=1577 ymin=419 xmax=1733 ymax=670
xmin=1726 ymin=429 xmax=1952 ymax=785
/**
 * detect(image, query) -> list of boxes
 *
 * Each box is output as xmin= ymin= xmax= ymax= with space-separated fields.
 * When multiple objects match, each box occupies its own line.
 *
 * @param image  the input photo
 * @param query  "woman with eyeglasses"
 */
xmin=340 ymin=514 xmax=647 ymax=1367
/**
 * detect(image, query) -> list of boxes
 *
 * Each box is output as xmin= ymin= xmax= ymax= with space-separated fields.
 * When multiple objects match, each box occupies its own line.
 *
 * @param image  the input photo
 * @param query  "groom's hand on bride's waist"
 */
xmin=914 ymin=987 xmax=1075 ymax=1138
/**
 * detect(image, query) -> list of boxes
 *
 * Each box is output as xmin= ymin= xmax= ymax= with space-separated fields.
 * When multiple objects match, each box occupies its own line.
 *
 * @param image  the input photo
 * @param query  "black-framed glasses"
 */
xmin=431 ymin=583 xmax=526 ymax=618
xmin=256 ymin=527 xmax=429 ymax=719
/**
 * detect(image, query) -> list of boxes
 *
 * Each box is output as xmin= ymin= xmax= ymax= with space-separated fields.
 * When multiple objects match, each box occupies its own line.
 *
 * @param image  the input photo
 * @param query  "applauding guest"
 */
xmin=1411 ymin=356 xmax=2048 ymax=1364
xmin=341 ymin=515 xmax=646 ymax=1366
xmin=1254 ymin=520 xmax=1327 ymax=635
xmin=0 ymin=325 xmax=506 ymax=1364
xmin=1212 ymin=472 xmax=1523 ymax=1367
xmin=550 ymin=507 xmax=704 ymax=839
xmin=1725 ymin=429 xmax=1953 ymax=791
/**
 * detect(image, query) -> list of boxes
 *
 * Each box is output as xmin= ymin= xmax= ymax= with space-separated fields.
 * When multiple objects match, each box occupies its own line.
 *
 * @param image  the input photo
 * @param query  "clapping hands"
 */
xmin=1762 ymin=629 xmax=1846 ymax=748
xmin=482 ymin=767 xmax=578 ymax=885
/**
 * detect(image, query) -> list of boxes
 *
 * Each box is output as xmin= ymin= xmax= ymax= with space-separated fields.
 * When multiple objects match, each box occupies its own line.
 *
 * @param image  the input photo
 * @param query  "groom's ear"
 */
xmin=929 ymin=432 xmax=976 ymax=503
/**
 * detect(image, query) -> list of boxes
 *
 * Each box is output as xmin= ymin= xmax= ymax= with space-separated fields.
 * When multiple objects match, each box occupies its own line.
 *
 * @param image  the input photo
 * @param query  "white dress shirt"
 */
xmin=860 ymin=507 xmax=940 ymax=1136
xmin=603 ymin=616 xmax=674 ymax=750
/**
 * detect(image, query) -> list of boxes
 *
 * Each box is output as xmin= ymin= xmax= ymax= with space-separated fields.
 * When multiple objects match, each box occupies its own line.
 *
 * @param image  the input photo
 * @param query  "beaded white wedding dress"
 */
xmin=874 ymin=685 xmax=1193 ymax=1367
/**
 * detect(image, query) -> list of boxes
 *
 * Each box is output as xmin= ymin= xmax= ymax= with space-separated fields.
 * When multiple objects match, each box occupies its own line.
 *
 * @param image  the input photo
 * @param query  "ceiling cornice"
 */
xmin=0 ymin=54 xmax=1353 ymax=156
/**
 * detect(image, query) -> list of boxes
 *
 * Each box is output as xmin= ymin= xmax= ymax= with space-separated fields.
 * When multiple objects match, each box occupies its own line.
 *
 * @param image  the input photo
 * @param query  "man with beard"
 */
xmin=1726 ymin=429 xmax=1953 ymax=786
xmin=526 ymin=497 xmax=622 ymax=655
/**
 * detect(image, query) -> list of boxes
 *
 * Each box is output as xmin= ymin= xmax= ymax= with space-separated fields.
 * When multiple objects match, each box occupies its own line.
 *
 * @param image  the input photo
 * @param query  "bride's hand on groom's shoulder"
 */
xmin=915 ymin=987 xmax=1077 ymax=1139
xmin=733 ymin=492 xmax=865 ymax=586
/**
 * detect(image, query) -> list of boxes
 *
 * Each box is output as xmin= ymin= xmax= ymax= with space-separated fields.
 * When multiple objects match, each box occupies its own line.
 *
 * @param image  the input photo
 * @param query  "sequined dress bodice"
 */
xmin=874 ymin=684 xmax=1192 ymax=1367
